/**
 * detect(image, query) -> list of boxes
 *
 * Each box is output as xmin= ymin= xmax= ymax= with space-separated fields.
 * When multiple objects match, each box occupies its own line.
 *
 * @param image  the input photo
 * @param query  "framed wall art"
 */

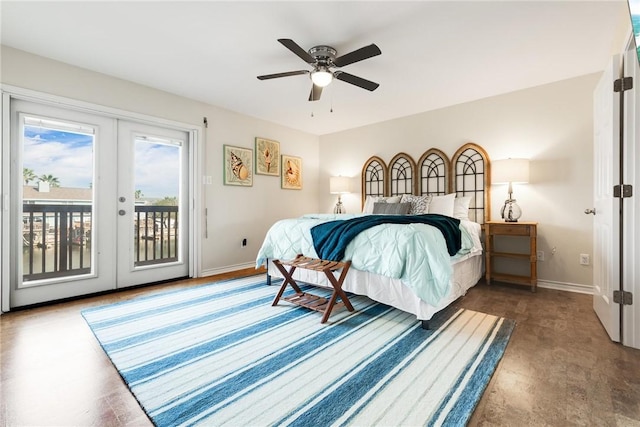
xmin=223 ymin=145 xmax=253 ymax=187
xmin=281 ymin=154 xmax=302 ymax=190
xmin=255 ymin=137 xmax=280 ymax=176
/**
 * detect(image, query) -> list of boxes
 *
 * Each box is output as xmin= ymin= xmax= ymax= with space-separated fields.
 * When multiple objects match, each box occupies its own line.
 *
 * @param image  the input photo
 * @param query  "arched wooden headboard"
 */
xmin=417 ymin=148 xmax=450 ymax=197
xmin=450 ymin=142 xmax=491 ymax=224
xmin=361 ymin=142 xmax=490 ymax=224
xmin=361 ymin=156 xmax=388 ymax=204
xmin=388 ymin=152 xmax=416 ymax=196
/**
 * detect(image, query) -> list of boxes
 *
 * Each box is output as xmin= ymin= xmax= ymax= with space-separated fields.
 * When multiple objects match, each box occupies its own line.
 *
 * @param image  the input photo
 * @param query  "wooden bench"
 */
xmin=272 ymin=255 xmax=354 ymax=323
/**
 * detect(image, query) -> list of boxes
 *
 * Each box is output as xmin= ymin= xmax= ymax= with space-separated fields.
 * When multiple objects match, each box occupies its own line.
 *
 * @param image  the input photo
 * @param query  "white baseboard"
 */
xmin=537 ymin=279 xmax=593 ymax=295
xmin=200 ymin=262 xmax=259 ymax=278
xmin=200 ymin=265 xmax=593 ymax=296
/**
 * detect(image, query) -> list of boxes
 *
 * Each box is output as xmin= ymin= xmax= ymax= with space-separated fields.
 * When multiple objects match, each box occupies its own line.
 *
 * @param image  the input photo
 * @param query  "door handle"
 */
xmin=584 ymin=208 xmax=596 ymax=215
xmin=119 ymin=209 xmax=126 ymax=216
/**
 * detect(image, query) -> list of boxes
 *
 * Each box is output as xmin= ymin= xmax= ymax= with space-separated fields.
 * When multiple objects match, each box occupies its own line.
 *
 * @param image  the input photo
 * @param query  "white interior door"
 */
xmin=592 ymin=56 xmax=621 ymax=342
xmin=116 ymin=121 xmax=189 ymax=287
xmin=5 ymin=99 xmax=191 ymax=308
xmin=623 ymin=46 xmax=640 ymax=349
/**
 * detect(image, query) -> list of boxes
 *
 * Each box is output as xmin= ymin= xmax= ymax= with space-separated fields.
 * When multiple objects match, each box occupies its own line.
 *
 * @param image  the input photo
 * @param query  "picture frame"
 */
xmin=281 ymin=155 xmax=303 ymax=190
xmin=255 ymin=137 xmax=280 ymax=176
xmin=223 ymin=145 xmax=253 ymax=187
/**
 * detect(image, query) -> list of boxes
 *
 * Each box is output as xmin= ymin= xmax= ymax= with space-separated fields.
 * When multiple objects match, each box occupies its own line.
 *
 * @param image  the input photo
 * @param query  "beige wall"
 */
xmin=1 ymin=46 xmax=321 ymax=275
xmin=319 ymin=74 xmax=600 ymax=289
xmin=2 ymin=45 xmax=601 ymax=289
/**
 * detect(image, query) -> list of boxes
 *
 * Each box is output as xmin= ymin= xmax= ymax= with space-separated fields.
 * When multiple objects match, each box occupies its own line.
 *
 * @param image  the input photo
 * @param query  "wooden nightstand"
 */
xmin=485 ymin=221 xmax=538 ymax=292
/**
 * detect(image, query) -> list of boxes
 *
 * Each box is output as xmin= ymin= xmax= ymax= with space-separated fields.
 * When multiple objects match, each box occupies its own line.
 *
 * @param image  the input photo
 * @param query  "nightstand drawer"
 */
xmin=488 ymin=224 xmax=532 ymax=236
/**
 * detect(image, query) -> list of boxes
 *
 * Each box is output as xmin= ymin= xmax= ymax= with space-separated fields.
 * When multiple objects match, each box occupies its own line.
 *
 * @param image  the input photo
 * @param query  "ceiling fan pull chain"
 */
xmin=330 ymin=87 xmax=334 ymax=113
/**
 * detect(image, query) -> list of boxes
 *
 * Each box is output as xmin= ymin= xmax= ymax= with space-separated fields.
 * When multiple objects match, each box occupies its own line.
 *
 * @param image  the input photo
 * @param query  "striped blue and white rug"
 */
xmin=82 ymin=275 xmax=514 ymax=427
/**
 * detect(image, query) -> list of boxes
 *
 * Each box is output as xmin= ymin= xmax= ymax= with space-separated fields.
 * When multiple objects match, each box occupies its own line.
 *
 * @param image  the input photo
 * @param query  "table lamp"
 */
xmin=330 ymin=176 xmax=350 ymax=214
xmin=492 ymin=158 xmax=530 ymax=222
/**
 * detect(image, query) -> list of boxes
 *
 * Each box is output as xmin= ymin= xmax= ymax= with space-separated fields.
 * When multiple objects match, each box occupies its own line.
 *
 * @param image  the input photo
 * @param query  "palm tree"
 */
xmin=154 ymin=196 xmax=177 ymax=206
xmin=23 ymin=168 xmax=37 ymax=185
xmin=135 ymin=189 xmax=144 ymax=200
xmin=39 ymin=174 xmax=60 ymax=188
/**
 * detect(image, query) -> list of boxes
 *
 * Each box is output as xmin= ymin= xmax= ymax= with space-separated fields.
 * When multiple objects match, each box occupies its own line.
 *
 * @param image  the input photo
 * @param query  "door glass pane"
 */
xmin=133 ymin=135 xmax=182 ymax=266
xmin=21 ymin=116 xmax=95 ymax=284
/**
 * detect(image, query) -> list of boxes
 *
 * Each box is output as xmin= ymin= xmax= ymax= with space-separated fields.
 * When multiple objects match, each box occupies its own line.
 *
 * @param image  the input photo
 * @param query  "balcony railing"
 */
xmin=22 ymin=204 xmax=179 ymax=282
xmin=22 ymin=204 xmax=91 ymax=282
xmin=134 ymin=205 xmax=179 ymax=266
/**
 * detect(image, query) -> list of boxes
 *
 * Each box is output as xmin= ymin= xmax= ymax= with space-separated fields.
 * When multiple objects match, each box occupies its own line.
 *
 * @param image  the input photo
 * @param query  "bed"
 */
xmin=256 ymin=142 xmax=491 ymax=325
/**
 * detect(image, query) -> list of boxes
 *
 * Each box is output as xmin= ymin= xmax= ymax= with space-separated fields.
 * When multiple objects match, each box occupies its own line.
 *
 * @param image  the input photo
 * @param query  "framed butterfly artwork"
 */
xmin=223 ymin=145 xmax=253 ymax=187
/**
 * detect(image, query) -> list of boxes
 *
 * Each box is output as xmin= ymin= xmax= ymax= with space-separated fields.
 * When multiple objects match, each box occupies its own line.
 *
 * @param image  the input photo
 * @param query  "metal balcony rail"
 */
xmin=22 ymin=204 xmax=91 ymax=282
xmin=22 ymin=204 xmax=179 ymax=282
xmin=134 ymin=205 xmax=179 ymax=266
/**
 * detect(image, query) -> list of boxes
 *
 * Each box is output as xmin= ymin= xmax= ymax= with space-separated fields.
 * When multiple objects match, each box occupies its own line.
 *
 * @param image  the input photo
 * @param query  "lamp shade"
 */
xmin=329 ymin=176 xmax=351 ymax=194
xmin=492 ymin=158 xmax=530 ymax=184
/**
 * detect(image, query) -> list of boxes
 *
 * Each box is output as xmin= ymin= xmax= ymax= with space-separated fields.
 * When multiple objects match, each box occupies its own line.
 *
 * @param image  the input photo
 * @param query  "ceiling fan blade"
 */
xmin=309 ymin=84 xmax=323 ymax=101
xmin=333 ymin=44 xmax=381 ymax=68
xmin=334 ymin=71 xmax=379 ymax=91
xmin=278 ymin=38 xmax=315 ymax=64
xmin=257 ymin=70 xmax=309 ymax=80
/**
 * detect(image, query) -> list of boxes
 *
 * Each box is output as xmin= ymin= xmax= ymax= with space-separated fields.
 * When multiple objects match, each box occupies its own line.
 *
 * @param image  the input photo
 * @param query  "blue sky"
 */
xmin=134 ymin=139 xmax=180 ymax=198
xmin=23 ymin=126 xmax=180 ymax=198
xmin=24 ymin=126 xmax=94 ymax=188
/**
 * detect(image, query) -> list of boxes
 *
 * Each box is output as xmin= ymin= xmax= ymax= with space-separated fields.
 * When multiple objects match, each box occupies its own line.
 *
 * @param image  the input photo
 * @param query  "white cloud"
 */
xmin=22 ymin=129 xmax=181 ymax=199
xmin=134 ymin=141 xmax=180 ymax=198
xmin=23 ymin=136 xmax=93 ymax=188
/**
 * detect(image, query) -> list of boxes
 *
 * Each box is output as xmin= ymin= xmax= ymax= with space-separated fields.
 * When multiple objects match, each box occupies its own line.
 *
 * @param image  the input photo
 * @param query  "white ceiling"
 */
xmin=1 ymin=1 xmax=629 ymax=136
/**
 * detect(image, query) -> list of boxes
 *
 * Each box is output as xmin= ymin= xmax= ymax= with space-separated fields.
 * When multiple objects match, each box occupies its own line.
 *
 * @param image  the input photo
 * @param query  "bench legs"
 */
xmin=272 ymin=256 xmax=353 ymax=323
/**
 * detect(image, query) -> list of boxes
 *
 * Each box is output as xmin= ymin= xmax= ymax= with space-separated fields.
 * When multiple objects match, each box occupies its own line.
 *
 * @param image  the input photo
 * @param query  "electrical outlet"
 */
xmin=580 ymin=253 xmax=590 ymax=265
xmin=537 ymin=251 xmax=544 ymax=261
xmin=241 ymin=238 xmax=247 ymax=248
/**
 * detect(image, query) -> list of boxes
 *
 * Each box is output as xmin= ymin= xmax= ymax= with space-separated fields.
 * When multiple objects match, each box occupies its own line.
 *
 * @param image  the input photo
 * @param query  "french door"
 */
xmin=116 ymin=121 xmax=189 ymax=287
xmin=6 ymin=99 xmax=190 ymax=308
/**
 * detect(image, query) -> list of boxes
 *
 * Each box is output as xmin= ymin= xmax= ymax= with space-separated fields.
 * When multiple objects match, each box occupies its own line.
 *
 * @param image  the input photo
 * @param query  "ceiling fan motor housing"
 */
xmin=309 ymin=46 xmax=337 ymax=66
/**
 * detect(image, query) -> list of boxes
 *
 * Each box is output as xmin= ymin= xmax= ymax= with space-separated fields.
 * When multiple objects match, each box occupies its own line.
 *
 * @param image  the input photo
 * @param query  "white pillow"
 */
xmin=362 ymin=196 xmax=377 ymax=214
xmin=453 ymin=196 xmax=473 ymax=220
xmin=400 ymin=194 xmax=432 ymax=214
xmin=428 ymin=193 xmax=456 ymax=217
xmin=381 ymin=195 xmax=402 ymax=204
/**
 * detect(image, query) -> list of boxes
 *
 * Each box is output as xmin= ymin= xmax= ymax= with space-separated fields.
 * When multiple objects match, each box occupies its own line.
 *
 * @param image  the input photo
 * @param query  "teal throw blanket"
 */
xmin=311 ymin=214 xmax=462 ymax=262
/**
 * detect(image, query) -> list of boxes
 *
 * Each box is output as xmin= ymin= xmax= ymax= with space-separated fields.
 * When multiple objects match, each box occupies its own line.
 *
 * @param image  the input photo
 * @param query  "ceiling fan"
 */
xmin=257 ymin=38 xmax=382 ymax=101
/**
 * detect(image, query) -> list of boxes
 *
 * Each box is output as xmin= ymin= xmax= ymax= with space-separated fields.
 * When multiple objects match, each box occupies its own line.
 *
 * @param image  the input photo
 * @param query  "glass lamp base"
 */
xmin=500 ymin=199 xmax=522 ymax=222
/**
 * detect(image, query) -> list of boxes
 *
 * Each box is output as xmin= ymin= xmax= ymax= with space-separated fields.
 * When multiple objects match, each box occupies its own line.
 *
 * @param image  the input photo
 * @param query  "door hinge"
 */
xmin=613 ymin=184 xmax=633 ymax=198
xmin=614 ymin=77 xmax=633 ymax=92
xmin=613 ymin=290 xmax=633 ymax=305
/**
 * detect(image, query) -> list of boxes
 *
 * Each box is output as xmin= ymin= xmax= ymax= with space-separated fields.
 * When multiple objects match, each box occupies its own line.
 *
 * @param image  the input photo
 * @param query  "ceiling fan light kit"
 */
xmin=311 ymin=68 xmax=333 ymax=87
xmin=257 ymin=38 xmax=381 ymax=101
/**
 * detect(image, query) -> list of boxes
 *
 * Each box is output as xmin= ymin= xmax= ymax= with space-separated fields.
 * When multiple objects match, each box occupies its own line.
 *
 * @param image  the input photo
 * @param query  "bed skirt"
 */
xmin=266 ymin=253 xmax=483 ymax=321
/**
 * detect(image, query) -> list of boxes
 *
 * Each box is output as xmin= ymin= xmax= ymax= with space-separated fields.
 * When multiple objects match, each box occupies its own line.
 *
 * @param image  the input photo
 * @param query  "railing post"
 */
xmin=59 ymin=210 xmax=68 ymax=272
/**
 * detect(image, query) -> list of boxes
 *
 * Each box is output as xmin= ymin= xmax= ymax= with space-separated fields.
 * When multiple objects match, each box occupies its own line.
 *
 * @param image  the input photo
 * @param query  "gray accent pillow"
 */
xmin=372 ymin=202 xmax=412 ymax=215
